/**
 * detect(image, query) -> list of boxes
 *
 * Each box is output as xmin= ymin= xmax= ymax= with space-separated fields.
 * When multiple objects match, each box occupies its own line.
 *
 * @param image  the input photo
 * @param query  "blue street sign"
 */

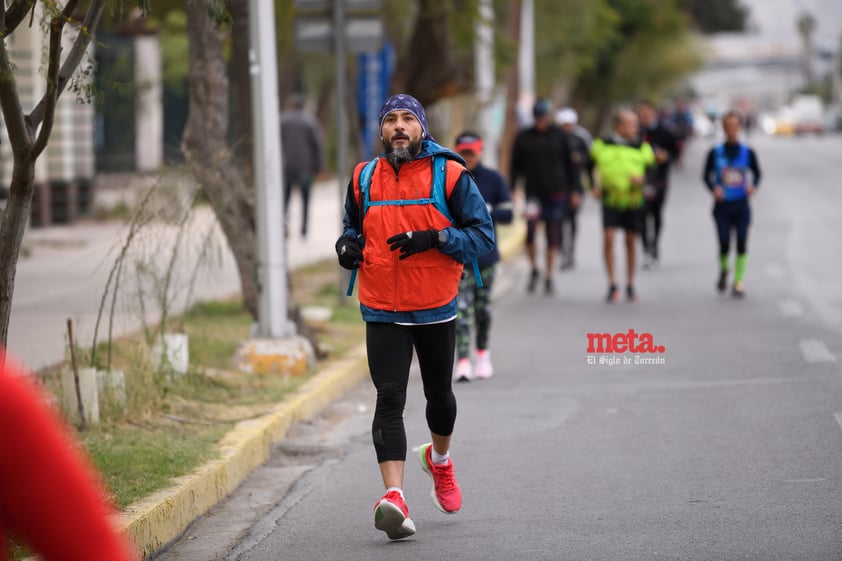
xmin=356 ymin=42 xmax=394 ymax=160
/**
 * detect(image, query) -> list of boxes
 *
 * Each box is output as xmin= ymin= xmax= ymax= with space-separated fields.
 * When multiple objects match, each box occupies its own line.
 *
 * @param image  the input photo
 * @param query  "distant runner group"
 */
xmin=507 ymin=97 xmax=759 ymax=304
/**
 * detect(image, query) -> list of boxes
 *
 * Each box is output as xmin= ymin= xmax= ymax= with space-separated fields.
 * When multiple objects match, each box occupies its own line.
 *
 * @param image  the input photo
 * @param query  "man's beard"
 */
xmin=385 ymin=137 xmax=422 ymax=165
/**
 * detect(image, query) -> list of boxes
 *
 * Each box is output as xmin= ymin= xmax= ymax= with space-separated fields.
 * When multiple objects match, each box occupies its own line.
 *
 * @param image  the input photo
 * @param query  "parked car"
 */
xmin=791 ymin=95 xmax=824 ymax=135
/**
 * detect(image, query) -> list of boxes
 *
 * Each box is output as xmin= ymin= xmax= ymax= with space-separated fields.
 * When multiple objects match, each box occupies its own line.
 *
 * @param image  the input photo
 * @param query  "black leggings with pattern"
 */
xmin=366 ymin=320 xmax=457 ymax=463
xmin=456 ymin=264 xmax=496 ymax=359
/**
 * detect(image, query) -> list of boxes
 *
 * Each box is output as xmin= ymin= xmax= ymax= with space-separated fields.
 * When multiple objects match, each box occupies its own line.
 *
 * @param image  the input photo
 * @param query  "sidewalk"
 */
xmin=9 ymin=178 xmax=344 ymax=373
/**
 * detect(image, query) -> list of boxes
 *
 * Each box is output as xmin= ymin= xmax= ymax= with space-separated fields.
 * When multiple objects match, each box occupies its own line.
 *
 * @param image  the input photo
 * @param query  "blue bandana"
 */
xmin=378 ymin=93 xmax=435 ymax=142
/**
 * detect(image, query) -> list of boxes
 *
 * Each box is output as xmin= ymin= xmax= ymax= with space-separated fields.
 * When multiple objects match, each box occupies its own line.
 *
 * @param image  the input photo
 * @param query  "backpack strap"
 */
xmin=346 ymin=155 xmax=484 ymax=295
xmin=346 ymin=157 xmax=379 ymax=297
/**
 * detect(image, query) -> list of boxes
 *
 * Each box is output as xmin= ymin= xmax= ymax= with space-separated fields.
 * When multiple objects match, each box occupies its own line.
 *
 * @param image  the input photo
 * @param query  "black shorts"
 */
xmin=602 ymin=205 xmax=643 ymax=233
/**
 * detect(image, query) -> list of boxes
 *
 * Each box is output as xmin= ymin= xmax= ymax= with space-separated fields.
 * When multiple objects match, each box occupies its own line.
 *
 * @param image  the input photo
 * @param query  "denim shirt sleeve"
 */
xmin=440 ymin=171 xmax=495 ymax=264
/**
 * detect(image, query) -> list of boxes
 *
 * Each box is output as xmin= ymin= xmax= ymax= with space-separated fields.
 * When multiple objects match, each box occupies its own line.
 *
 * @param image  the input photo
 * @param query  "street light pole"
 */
xmin=518 ymin=0 xmax=535 ymax=125
xmin=475 ymin=0 xmax=496 ymax=168
xmin=334 ymin=0 xmax=351 ymax=304
xmin=249 ymin=0 xmax=290 ymax=337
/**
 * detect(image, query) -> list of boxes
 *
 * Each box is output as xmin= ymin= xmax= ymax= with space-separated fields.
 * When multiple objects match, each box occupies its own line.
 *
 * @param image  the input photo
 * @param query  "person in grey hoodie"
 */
xmin=280 ymin=94 xmax=325 ymax=238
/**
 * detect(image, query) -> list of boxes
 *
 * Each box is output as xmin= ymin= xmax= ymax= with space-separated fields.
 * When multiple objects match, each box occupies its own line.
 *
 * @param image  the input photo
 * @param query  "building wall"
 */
xmin=0 ymin=6 xmax=94 ymax=187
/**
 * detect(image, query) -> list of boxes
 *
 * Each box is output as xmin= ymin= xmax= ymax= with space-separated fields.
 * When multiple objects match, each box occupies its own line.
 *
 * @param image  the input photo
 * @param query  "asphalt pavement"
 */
xmin=156 ymin=133 xmax=842 ymax=561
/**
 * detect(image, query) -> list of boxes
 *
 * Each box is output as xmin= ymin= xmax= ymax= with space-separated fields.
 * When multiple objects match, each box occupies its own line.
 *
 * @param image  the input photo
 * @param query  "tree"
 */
xmin=182 ymin=0 xmax=321 ymax=352
xmin=796 ymin=11 xmax=817 ymax=89
xmin=387 ymin=0 xmax=475 ymax=106
xmin=0 ymin=0 xmax=148 ymax=352
xmin=683 ymin=0 xmax=749 ymax=34
xmin=181 ymin=0 xmax=259 ymax=319
xmin=569 ymin=0 xmax=704 ymax=133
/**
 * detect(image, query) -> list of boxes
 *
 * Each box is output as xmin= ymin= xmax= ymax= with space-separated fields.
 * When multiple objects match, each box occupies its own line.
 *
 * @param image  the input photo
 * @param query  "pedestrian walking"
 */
xmin=280 ymin=93 xmax=325 ymax=239
xmin=555 ymin=107 xmax=593 ymax=271
xmin=451 ymin=131 xmax=513 ymax=382
xmin=590 ymin=109 xmax=655 ymax=302
xmin=0 ymin=353 xmax=138 ymax=561
xmin=335 ymin=94 xmax=494 ymax=540
xmin=702 ymin=110 xmax=761 ymax=298
xmin=510 ymin=98 xmax=581 ymax=294
xmin=636 ymin=100 xmax=679 ymax=269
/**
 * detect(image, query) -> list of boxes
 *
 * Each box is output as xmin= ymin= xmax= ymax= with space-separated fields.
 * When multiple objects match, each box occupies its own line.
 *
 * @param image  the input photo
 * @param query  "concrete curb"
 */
xmin=121 ymin=218 xmax=525 ymax=559
xmin=121 ymin=344 xmax=369 ymax=559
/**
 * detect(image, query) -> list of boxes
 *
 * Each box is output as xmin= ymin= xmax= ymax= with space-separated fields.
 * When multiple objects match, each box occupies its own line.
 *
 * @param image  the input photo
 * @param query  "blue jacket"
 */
xmin=470 ymin=163 xmax=513 ymax=267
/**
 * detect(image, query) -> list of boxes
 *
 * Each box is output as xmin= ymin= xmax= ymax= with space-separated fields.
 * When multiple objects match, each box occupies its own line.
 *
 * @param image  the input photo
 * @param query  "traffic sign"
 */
xmin=295 ymin=16 xmax=384 ymax=53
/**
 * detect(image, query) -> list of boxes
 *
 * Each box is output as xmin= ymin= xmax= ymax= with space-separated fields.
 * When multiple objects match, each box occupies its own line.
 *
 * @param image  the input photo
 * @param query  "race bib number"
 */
xmin=722 ymin=167 xmax=746 ymax=188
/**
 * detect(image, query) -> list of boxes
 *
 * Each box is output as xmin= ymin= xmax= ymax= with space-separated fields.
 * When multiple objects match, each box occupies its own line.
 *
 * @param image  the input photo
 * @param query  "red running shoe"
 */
xmin=418 ymin=443 xmax=462 ymax=513
xmin=374 ymin=490 xmax=415 ymax=540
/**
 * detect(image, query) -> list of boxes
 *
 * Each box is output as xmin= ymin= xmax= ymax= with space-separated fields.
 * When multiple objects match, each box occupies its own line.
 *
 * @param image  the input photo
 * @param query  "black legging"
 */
xmin=559 ymin=204 xmax=578 ymax=260
xmin=643 ymin=190 xmax=666 ymax=257
xmin=366 ymin=320 xmax=457 ymax=463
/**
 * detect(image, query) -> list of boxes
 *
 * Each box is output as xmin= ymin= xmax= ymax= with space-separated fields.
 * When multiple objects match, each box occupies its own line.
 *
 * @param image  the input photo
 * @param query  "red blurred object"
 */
xmin=0 ymin=352 xmax=138 ymax=561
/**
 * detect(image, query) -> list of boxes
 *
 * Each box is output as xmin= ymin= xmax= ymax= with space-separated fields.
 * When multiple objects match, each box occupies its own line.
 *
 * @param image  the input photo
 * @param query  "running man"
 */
xmin=452 ymin=131 xmax=513 ymax=382
xmin=702 ymin=110 xmax=761 ymax=298
xmin=555 ymin=107 xmax=593 ymax=271
xmin=510 ymin=98 xmax=581 ymax=294
xmin=590 ymin=109 xmax=655 ymax=302
xmin=336 ymin=94 xmax=494 ymax=540
xmin=636 ymin=100 xmax=679 ymax=269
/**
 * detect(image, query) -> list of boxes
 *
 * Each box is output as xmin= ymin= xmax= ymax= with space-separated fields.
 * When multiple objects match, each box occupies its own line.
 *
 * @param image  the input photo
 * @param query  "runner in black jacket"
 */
xmin=637 ymin=100 xmax=679 ymax=269
xmin=510 ymin=98 xmax=581 ymax=295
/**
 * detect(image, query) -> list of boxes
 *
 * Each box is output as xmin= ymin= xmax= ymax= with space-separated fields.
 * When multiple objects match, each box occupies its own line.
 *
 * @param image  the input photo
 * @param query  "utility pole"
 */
xmin=518 ymin=0 xmax=535 ymax=127
xmin=475 ymin=0 xmax=497 ymax=168
xmin=249 ymin=0 xmax=291 ymax=337
xmin=334 ymin=0 xmax=351 ymax=304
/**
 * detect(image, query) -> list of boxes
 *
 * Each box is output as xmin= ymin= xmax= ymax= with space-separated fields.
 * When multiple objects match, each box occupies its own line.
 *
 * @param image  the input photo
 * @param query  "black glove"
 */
xmin=336 ymin=236 xmax=363 ymax=270
xmin=386 ymin=230 xmax=438 ymax=260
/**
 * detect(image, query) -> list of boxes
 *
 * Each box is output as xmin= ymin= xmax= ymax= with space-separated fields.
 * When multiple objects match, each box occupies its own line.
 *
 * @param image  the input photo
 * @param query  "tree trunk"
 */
xmin=498 ymin=0 xmax=521 ymax=181
xmin=391 ymin=0 xmax=470 ymax=106
xmin=182 ymin=0 xmax=259 ymax=319
xmin=0 ymin=1 xmax=107 ymax=351
xmin=227 ymin=0 xmax=253 ymax=181
xmin=0 ymin=159 xmax=35 ymax=349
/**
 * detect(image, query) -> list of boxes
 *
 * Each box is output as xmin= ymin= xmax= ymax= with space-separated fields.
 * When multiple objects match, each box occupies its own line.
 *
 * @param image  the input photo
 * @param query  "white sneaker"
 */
xmin=474 ymin=350 xmax=493 ymax=379
xmin=454 ymin=358 xmax=472 ymax=382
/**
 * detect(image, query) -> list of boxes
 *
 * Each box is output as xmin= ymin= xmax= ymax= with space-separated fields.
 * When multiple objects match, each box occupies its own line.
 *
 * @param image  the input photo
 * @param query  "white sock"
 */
xmin=385 ymin=486 xmax=404 ymax=498
xmin=431 ymin=448 xmax=450 ymax=465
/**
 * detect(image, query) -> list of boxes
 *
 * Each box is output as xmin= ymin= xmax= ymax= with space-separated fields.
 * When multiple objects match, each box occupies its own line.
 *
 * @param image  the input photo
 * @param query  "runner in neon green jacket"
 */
xmin=590 ymin=110 xmax=655 ymax=302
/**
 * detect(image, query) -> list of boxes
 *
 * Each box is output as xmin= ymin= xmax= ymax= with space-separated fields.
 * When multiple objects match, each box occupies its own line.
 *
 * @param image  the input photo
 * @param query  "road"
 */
xmin=8 ymin=177 xmax=345 ymax=373
xmin=156 ymin=134 xmax=842 ymax=560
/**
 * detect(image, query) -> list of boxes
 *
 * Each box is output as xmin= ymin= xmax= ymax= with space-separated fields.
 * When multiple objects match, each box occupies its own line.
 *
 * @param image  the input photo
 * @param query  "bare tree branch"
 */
xmin=0 ymin=35 xmax=31 ymax=160
xmin=31 ymin=14 xmax=63 ymax=156
xmin=30 ymin=0 xmax=81 ymax=154
xmin=1 ymin=0 xmax=36 ymax=36
xmin=27 ymin=0 xmax=105 ymax=131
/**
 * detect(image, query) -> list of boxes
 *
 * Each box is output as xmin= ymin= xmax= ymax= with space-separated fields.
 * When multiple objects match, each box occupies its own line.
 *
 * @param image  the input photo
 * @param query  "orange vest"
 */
xmin=353 ymin=157 xmax=466 ymax=312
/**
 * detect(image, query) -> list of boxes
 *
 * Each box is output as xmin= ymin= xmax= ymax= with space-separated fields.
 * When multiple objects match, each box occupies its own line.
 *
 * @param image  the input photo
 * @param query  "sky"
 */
xmin=741 ymin=0 xmax=842 ymax=50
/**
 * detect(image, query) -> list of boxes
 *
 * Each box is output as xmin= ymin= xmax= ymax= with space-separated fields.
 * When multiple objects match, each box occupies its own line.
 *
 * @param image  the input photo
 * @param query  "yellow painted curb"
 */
xmin=120 ymin=343 xmax=369 ymax=559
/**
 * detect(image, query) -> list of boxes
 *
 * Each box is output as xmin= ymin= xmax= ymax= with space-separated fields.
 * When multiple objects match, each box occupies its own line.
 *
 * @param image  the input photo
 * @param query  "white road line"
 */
xmin=799 ymin=339 xmax=837 ymax=363
xmin=834 ymin=413 xmax=842 ymax=434
xmin=779 ymin=299 xmax=804 ymax=317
